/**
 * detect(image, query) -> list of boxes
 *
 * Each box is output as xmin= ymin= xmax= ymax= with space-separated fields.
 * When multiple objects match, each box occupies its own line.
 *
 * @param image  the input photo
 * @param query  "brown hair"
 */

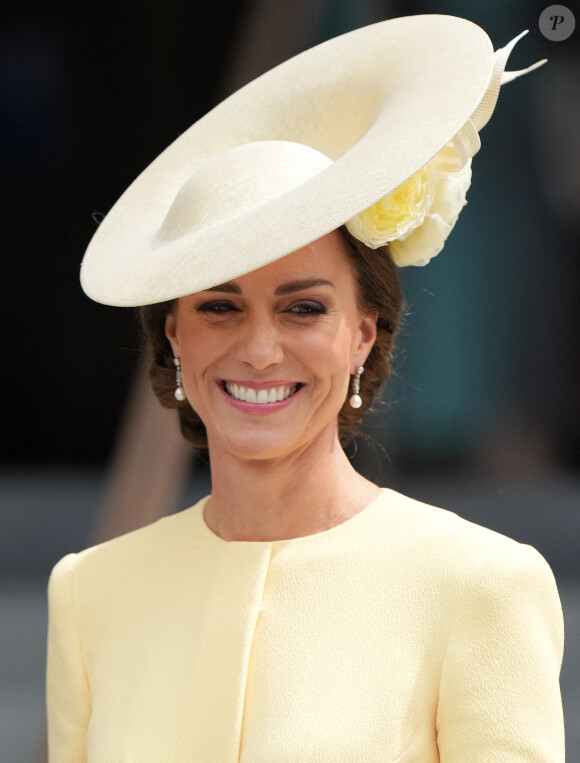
xmin=139 ymin=227 xmax=403 ymax=456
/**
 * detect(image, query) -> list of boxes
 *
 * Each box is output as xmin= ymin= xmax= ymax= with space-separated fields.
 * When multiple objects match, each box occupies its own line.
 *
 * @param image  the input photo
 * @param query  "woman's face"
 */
xmin=165 ymin=231 xmax=377 ymax=462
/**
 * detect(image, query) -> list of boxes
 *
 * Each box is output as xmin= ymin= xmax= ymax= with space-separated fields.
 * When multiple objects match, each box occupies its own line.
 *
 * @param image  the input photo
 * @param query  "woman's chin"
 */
xmin=207 ymin=421 xmax=320 ymax=463
xmin=215 ymin=431 xmax=298 ymax=462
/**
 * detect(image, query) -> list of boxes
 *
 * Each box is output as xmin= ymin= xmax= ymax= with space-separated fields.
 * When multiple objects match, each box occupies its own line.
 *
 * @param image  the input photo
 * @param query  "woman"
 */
xmin=47 ymin=15 xmax=564 ymax=761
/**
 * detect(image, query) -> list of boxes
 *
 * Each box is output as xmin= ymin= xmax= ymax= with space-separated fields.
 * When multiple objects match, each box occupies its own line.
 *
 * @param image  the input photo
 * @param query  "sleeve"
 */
xmin=436 ymin=543 xmax=565 ymax=762
xmin=46 ymin=553 xmax=90 ymax=763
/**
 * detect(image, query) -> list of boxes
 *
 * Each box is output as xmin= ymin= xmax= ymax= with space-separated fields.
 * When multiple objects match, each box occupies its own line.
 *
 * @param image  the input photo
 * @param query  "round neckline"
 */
xmin=194 ymin=488 xmax=390 ymax=547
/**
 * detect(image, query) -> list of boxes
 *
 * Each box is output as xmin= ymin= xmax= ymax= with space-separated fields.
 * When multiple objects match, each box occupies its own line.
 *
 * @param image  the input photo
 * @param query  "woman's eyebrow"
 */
xmin=205 ymin=283 xmax=242 ymax=294
xmin=275 ymin=278 xmax=334 ymax=296
xmin=205 ymin=278 xmax=334 ymax=296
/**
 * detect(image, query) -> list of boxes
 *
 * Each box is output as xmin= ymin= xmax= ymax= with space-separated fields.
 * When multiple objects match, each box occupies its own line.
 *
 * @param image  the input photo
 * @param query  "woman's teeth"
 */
xmin=225 ymin=383 xmax=298 ymax=403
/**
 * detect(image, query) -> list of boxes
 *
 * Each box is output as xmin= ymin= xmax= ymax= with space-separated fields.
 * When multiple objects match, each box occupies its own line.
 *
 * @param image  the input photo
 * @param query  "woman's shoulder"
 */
xmin=49 ymin=495 xmax=210 ymax=585
xmin=372 ymin=487 xmax=554 ymax=580
xmin=370 ymin=489 xmax=562 ymax=646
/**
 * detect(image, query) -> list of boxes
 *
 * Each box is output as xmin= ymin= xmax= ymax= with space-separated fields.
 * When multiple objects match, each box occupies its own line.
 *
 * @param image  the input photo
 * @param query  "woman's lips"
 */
xmin=218 ymin=380 xmax=304 ymax=413
xmin=225 ymin=381 xmax=300 ymax=403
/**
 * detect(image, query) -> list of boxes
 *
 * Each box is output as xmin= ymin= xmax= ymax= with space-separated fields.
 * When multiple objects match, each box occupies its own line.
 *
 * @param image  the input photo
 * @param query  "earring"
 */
xmin=349 ymin=366 xmax=364 ymax=408
xmin=173 ymin=357 xmax=186 ymax=401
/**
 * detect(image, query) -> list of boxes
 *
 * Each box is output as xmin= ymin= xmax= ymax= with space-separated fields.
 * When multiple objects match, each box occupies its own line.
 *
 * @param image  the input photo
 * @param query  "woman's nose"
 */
xmin=236 ymin=313 xmax=284 ymax=370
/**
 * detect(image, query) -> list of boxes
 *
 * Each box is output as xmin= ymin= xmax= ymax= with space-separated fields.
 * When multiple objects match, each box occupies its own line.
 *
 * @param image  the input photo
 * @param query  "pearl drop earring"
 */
xmin=349 ymin=366 xmax=364 ymax=408
xmin=173 ymin=357 xmax=186 ymax=401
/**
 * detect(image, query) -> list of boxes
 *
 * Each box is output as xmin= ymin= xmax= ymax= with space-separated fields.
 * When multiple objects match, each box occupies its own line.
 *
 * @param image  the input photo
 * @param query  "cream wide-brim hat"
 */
xmin=80 ymin=14 xmax=543 ymax=307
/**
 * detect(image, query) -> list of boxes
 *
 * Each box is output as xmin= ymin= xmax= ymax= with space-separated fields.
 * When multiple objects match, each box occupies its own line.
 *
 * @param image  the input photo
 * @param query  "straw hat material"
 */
xmin=80 ymin=15 xmax=544 ymax=306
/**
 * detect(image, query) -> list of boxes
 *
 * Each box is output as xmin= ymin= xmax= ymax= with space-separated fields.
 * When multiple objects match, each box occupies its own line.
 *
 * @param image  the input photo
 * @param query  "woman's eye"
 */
xmin=288 ymin=302 xmax=327 ymax=315
xmin=197 ymin=301 xmax=238 ymax=313
xmin=195 ymin=300 xmax=327 ymax=316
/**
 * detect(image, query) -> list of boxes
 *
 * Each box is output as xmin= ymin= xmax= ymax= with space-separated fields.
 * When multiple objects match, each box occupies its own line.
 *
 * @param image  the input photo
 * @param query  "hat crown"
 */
xmin=157 ymin=141 xmax=332 ymax=242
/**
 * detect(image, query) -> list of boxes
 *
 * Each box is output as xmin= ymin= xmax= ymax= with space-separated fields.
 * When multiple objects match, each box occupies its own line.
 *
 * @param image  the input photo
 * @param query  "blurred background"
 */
xmin=1 ymin=0 xmax=578 ymax=759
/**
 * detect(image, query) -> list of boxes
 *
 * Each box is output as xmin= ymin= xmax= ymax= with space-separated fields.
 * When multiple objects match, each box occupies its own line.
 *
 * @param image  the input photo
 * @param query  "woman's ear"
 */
xmin=165 ymin=311 xmax=180 ymax=357
xmin=354 ymin=309 xmax=378 ymax=367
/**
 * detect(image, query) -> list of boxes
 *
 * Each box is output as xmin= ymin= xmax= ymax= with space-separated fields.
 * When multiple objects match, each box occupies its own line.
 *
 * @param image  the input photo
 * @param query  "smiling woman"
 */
xmin=140 ymin=227 xmax=402 ymax=457
xmin=47 ymin=15 xmax=564 ymax=762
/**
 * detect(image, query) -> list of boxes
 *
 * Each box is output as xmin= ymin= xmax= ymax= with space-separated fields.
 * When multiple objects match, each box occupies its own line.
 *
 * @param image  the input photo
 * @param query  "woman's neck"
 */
xmin=204 ymin=432 xmax=381 ymax=542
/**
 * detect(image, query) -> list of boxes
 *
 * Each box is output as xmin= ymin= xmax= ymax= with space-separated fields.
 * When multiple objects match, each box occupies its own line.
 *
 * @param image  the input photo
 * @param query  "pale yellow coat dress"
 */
xmin=47 ymin=488 xmax=565 ymax=761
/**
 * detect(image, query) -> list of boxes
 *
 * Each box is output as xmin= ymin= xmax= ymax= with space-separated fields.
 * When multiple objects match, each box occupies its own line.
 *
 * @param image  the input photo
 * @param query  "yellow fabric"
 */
xmin=47 ymin=489 xmax=565 ymax=762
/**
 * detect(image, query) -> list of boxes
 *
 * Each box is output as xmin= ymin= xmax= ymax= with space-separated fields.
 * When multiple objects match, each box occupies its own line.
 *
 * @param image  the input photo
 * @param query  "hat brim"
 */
xmin=81 ymin=14 xmax=493 ymax=306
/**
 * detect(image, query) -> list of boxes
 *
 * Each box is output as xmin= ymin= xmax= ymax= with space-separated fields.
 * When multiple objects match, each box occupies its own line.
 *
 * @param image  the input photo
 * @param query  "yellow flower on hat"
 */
xmin=346 ymin=146 xmax=472 ymax=267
